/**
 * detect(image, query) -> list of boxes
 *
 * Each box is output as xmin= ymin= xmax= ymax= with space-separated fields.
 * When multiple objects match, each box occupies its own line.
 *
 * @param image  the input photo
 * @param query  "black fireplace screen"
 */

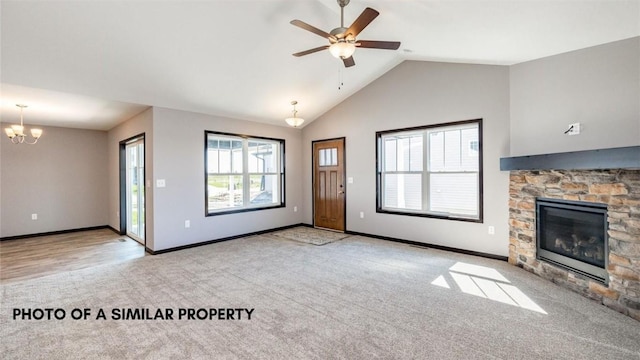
xmin=536 ymin=198 xmax=608 ymax=282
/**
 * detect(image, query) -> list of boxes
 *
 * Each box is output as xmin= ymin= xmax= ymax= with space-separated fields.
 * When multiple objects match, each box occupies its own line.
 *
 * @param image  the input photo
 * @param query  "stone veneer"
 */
xmin=509 ymin=169 xmax=640 ymax=321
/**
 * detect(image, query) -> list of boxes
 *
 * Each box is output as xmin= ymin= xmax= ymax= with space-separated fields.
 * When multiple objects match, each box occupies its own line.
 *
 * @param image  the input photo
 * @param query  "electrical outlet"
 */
xmin=156 ymin=179 xmax=166 ymax=188
xmin=360 ymin=211 xmax=364 ymax=219
xmin=185 ymin=220 xmax=190 ymax=228
xmin=488 ymin=226 xmax=495 ymax=235
xmin=31 ymin=213 xmax=38 ymax=220
xmin=294 ymin=206 xmax=298 ymax=212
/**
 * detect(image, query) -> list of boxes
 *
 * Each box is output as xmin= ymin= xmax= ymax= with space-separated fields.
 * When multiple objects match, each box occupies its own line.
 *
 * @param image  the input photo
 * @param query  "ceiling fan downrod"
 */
xmin=338 ymin=0 xmax=350 ymax=28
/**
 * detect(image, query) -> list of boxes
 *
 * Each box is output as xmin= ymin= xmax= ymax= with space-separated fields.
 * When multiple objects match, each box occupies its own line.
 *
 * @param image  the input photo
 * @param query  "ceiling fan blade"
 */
xmin=342 ymin=56 xmax=355 ymax=68
xmin=290 ymin=20 xmax=336 ymax=41
xmin=357 ymin=40 xmax=401 ymax=50
xmin=345 ymin=7 xmax=379 ymax=38
xmin=293 ymin=46 xmax=330 ymax=57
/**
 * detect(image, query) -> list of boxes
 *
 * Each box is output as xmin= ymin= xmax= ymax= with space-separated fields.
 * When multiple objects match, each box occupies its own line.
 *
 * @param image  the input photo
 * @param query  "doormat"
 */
xmin=271 ymin=226 xmax=351 ymax=246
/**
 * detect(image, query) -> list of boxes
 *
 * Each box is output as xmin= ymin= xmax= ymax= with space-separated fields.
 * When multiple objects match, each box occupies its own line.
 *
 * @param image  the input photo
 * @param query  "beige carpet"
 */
xmin=1 ymin=232 xmax=639 ymax=359
xmin=271 ymin=226 xmax=351 ymax=245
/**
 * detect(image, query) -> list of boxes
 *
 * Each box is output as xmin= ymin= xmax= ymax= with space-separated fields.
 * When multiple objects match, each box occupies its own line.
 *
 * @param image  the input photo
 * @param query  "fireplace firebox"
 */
xmin=536 ymin=198 xmax=608 ymax=284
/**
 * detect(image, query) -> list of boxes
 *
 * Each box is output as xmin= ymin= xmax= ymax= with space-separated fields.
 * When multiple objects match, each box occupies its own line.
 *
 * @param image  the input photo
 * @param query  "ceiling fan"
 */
xmin=290 ymin=0 xmax=401 ymax=68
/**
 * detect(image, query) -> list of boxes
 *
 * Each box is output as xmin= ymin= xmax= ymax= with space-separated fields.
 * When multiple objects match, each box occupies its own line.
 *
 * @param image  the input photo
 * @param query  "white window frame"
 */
xmin=205 ymin=131 xmax=285 ymax=216
xmin=376 ymin=119 xmax=483 ymax=222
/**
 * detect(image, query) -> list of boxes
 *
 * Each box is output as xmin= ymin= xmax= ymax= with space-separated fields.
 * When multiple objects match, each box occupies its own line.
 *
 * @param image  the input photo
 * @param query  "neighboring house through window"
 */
xmin=205 ymin=131 xmax=285 ymax=215
xmin=376 ymin=119 xmax=482 ymax=222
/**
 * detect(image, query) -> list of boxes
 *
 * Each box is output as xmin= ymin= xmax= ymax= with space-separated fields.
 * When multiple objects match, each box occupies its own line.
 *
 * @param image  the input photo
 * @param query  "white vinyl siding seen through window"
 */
xmin=376 ymin=120 xmax=482 ymax=222
xmin=205 ymin=132 xmax=284 ymax=215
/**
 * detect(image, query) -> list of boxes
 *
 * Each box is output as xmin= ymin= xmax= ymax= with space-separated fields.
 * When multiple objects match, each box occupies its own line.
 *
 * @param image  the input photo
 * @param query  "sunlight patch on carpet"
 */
xmin=431 ymin=261 xmax=547 ymax=314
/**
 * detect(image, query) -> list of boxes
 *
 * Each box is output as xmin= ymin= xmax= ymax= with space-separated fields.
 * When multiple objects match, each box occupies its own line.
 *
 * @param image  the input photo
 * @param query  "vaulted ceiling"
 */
xmin=1 ymin=0 xmax=638 ymax=130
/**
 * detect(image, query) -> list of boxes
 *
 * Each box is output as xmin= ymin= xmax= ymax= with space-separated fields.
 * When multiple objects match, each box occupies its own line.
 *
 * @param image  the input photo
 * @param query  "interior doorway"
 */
xmin=312 ymin=138 xmax=346 ymax=232
xmin=120 ymin=134 xmax=145 ymax=245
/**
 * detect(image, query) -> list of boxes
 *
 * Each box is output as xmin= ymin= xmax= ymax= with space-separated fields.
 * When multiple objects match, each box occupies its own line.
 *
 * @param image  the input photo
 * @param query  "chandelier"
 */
xmin=4 ymin=104 xmax=42 ymax=144
xmin=285 ymin=101 xmax=305 ymax=127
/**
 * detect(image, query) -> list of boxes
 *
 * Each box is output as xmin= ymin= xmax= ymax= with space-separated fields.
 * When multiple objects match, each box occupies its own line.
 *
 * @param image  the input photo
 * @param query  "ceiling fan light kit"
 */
xmin=329 ymin=41 xmax=356 ymax=59
xmin=4 ymin=104 xmax=43 ymax=144
xmin=291 ymin=0 xmax=401 ymax=68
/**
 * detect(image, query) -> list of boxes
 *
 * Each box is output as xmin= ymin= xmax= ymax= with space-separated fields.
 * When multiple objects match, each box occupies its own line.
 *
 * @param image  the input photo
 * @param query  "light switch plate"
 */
xmin=156 ymin=179 xmax=166 ymax=188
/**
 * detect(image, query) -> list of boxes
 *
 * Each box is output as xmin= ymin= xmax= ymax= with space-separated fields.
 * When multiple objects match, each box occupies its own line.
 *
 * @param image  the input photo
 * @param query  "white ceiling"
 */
xmin=1 ymin=0 xmax=638 ymax=130
xmin=0 ymin=84 xmax=149 ymax=130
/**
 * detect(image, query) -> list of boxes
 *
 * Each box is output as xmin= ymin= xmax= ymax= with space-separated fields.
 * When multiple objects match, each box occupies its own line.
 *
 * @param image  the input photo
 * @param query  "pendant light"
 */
xmin=285 ymin=101 xmax=305 ymax=127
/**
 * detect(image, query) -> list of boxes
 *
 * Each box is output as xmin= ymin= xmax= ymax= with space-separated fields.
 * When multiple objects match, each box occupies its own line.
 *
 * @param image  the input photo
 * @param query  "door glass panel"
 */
xmin=319 ymin=148 xmax=338 ymax=167
xmin=126 ymin=140 xmax=145 ymax=241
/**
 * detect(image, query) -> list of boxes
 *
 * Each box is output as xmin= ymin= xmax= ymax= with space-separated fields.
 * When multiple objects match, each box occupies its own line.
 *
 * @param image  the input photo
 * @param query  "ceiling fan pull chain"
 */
xmin=338 ymin=64 xmax=344 ymax=90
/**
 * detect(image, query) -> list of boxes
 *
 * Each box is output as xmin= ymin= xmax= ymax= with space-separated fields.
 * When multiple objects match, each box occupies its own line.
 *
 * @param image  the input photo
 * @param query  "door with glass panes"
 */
xmin=126 ymin=138 xmax=145 ymax=243
xmin=313 ymin=138 xmax=345 ymax=231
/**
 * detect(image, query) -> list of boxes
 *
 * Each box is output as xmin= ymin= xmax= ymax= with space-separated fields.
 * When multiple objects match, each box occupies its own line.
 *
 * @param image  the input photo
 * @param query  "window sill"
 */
xmin=376 ymin=208 xmax=482 ymax=223
xmin=206 ymin=204 xmax=285 ymax=217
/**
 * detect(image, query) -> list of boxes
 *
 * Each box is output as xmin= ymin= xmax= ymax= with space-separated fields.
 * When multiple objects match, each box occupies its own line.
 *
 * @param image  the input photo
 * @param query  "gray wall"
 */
xmin=107 ymin=108 xmax=154 ymax=247
xmin=1 ymin=124 xmax=108 ymax=237
xmin=150 ymin=107 xmax=303 ymax=251
xmin=302 ymin=61 xmax=511 ymax=256
xmin=510 ymin=36 xmax=640 ymax=156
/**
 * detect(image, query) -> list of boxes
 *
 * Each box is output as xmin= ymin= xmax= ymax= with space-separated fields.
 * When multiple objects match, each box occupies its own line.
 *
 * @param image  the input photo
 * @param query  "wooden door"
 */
xmin=313 ymin=138 xmax=345 ymax=231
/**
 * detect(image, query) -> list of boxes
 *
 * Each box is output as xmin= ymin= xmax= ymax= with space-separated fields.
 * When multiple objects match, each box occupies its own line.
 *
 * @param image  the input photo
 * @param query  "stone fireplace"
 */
xmin=502 ymin=147 xmax=640 ymax=321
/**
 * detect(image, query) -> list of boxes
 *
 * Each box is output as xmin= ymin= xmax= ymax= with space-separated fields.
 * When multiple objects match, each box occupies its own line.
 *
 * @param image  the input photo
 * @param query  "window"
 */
xmin=205 ymin=131 xmax=284 ymax=215
xmin=376 ymin=119 xmax=482 ymax=222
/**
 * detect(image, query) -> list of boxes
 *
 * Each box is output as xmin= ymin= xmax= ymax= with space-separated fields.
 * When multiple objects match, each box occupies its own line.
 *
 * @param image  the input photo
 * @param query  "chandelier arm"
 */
xmin=23 ymin=137 xmax=38 ymax=145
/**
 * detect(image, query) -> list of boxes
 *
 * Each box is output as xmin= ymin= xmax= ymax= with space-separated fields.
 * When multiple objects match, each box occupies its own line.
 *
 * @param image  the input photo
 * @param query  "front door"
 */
xmin=313 ymin=138 xmax=345 ymax=231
